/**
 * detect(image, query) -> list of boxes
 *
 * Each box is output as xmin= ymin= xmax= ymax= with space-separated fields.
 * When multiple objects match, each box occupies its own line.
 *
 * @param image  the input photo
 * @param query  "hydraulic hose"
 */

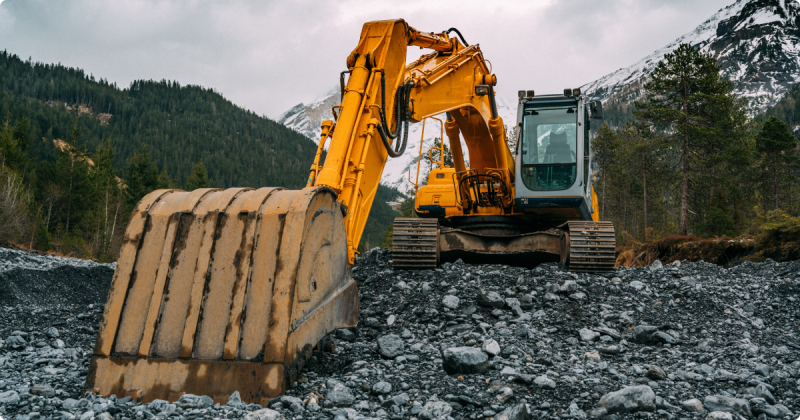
xmin=377 ymin=71 xmax=414 ymax=158
xmin=443 ymin=28 xmax=469 ymax=47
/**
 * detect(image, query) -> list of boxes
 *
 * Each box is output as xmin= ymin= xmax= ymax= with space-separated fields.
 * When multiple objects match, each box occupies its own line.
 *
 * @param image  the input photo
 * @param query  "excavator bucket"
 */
xmin=86 ymin=186 xmax=358 ymax=406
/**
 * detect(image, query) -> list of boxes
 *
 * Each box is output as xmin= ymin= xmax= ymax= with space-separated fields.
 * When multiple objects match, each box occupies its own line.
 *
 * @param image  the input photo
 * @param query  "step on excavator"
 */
xmin=86 ymin=19 xmax=615 ymax=406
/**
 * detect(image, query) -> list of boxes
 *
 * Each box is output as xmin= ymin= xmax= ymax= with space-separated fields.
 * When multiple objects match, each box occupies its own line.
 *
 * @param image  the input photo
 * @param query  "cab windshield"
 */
xmin=520 ymin=106 xmax=577 ymax=191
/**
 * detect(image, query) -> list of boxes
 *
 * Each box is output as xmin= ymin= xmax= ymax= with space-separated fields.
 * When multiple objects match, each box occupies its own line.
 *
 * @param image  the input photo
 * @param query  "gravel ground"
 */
xmin=0 ymin=247 xmax=799 ymax=420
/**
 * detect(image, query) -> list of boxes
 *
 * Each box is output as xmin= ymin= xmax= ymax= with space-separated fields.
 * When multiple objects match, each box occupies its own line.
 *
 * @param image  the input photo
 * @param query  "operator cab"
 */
xmin=514 ymin=89 xmax=604 ymax=222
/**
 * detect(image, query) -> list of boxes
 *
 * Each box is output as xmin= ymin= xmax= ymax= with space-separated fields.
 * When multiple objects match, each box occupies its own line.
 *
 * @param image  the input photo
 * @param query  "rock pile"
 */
xmin=0 ymin=246 xmax=799 ymax=420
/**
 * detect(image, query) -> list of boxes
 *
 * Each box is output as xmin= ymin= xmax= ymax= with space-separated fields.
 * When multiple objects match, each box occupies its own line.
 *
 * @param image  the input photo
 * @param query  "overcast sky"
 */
xmin=0 ymin=0 xmax=734 ymax=119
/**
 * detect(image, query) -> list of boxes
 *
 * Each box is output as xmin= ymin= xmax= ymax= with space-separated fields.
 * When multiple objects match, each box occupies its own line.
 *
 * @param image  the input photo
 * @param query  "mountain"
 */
xmin=277 ymin=86 xmax=518 ymax=194
xmin=582 ymin=0 xmax=800 ymax=118
xmin=0 ymin=50 xmax=319 ymax=190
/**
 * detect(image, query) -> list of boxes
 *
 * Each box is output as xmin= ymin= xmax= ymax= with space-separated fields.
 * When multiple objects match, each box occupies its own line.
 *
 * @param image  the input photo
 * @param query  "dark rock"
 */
xmin=442 ymin=347 xmax=488 ymax=374
xmin=477 ymin=291 xmax=505 ymax=308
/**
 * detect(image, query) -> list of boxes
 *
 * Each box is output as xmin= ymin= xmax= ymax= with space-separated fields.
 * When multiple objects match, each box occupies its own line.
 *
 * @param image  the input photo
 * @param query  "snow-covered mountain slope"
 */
xmin=582 ymin=0 xmax=800 ymax=115
xmin=277 ymin=86 xmax=517 ymax=194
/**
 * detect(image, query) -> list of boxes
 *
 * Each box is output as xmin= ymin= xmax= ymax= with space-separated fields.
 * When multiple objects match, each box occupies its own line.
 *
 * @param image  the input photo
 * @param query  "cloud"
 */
xmin=0 ymin=0 xmax=733 ymax=118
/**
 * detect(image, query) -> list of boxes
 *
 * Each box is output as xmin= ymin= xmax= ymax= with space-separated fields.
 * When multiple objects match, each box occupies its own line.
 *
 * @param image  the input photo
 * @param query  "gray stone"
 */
xmin=327 ymin=386 xmax=356 ymax=406
xmin=599 ymin=345 xmax=622 ymax=354
xmin=519 ymin=295 xmax=534 ymax=310
xmin=570 ymin=292 xmax=588 ymax=300
xmin=560 ymin=280 xmax=579 ymax=292
xmin=543 ymin=292 xmax=560 ymax=301
xmin=505 ymin=297 xmax=521 ymax=309
xmin=569 ymin=402 xmax=588 ymax=419
xmin=652 ymin=331 xmax=676 ymax=344
xmin=178 ymin=394 xmax=213 ymax=407
xmin=648 ymin=260 xmax=663 ymax=271
xmin=482 ymin=339 xmax=501 ymax=356
xmin=705 ymin=412 xmax=733 ymax=420
xmin=372 ymin=381 xmax=392 ymax=394
xmin=442 ymin=295 xmax=459 ymax=309
xmin=391 ymin=393 xmax=410 ymax=407
xmin=702 ymin=396 xmax=750 ymax=416
xmin=79 ymin=411 xmax=95 ymax=420
xmin=420 ymin=401 xmax=453 ymax=420
xmin=754 ymin=383 xmax=775 ymax=404
xmin=377 ymin=334 xmax=404 ymax=359
xmin=681 ymin=399 xmax=705 ymax=413
xmin=44 ymin=327 xmax=59 ymax=338
xmin=337 ymin=329 xmax=356 ymax=342
xmin=477 ymin=291 xmax=505 ymax=308
xmin=244 ymin=408 xmax=284 ymax=420
xmin=96 ymin=413 xmax=114 ymax=420
xmin=534 ymin=375 xmax=556 ymax=389
xmin=496 ymin=403 xmax=532 ymax=420
xmin=29 ymin=384 xmax=55 ymax=398
xmin=751 ymin=401 xmax=782 ymax=418
xmin=442 ymin=347 xmax=488 ymax=374
xmin=595 ymin=326 xmax=621 ymax=340
xmin=598 ymin=385 xmax=656 ymax=414
xmin=226 ymin=391 xmax=245 ymax=407
xmin=754 ymin=363 xmax=770 ymax=377
xmin=6 ymin=335 xmax=26 ymax=349
xmin=695 ymin=364 xmax=716 ymax=376
xmin=629 ymin=281 xmax=646 ymax=291
xmin=62 ymin=398 xmax=81 ymax=410
xmin=579 ymin=328 xmax=600 ymax=342
xmin=0 ymin=390 xmax=20 ymax=405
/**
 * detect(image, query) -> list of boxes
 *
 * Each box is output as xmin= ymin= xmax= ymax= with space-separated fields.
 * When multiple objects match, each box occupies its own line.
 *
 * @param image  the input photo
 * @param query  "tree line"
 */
xmin=593 ymin=43 xmax=798 ymax=243
xmin=0 ymin=50 xmax=400 ymax=259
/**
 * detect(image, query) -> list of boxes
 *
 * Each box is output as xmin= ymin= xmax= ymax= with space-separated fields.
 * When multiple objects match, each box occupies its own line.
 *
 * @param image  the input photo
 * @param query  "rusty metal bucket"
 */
xmin=86 ymin=187 xmax=359 ymax=406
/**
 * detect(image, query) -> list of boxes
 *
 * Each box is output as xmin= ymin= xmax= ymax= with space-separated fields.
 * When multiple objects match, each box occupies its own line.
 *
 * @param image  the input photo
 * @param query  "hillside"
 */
xmin=582 ymin=0 xmax=800 ymax=124
xmin=0 ymin=50 xmax=317 ymax=189
xmin=0 ymin=50 xmax=396 ymax=254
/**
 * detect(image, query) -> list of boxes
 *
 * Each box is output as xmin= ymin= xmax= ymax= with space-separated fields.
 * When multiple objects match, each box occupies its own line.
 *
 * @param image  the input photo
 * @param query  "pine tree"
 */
xmin=635 ymin=43 xmax=747 ymax=235
xmin=124 ymin=145 xmax=160 ymax=207
xmin=757 ymin=116 xmax=798 ymax=210
xmin=88 ymin=141 xmax=125 ymax=260
xmin=186 ymin=160 xmax=210 ymax=191
xmin=57 ymin=118 xmax=93 ymax=234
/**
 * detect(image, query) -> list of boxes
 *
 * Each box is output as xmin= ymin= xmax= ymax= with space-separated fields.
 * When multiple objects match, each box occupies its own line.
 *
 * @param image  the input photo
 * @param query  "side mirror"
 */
xmin=589 ymin=100 xmax=604 ymax=119
xmin=475 ymin=85 xmax=490 ymax=96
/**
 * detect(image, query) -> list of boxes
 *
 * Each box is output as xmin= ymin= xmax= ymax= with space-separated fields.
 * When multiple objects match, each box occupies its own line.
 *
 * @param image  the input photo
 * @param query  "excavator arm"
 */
xmin=86 ymin=19 xmax=509 ymax=405
xmin=309 ymin=19 xmax=514 ymax=262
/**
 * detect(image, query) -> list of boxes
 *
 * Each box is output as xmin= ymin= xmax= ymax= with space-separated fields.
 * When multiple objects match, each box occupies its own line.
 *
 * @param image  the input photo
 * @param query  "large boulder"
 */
xmin=442 ymin=347 xmax=488 ymax=374
xmin=598 ymin=385 xmax=656 ymax=414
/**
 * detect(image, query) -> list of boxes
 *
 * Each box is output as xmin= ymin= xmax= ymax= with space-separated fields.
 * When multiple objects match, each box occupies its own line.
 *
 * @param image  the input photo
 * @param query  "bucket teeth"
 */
xmin=88 ymin=187 xmax=359 ymax=405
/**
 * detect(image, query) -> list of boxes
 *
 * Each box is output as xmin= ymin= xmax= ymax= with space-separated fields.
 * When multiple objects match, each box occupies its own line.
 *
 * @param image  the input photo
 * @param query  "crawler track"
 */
xmin=391 ymin=218 xmax=439 ymax=270
xmin=565 ymin=221 xmax=616 ymax=273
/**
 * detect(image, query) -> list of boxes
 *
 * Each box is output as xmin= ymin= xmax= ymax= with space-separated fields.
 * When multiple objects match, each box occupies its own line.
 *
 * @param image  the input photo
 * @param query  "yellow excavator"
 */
xmin=86 ymin=19 xmax=615 ymax=406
